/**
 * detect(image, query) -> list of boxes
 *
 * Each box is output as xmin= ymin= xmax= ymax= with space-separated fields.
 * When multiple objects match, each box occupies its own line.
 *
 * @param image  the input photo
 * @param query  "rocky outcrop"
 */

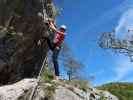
xmin=0 ymin=79 xmax=119 ymax=100
xmin=0 ymin=0 xmax=57 ymax=85
xmin=0 ymin=79 xmax=36 ymax=100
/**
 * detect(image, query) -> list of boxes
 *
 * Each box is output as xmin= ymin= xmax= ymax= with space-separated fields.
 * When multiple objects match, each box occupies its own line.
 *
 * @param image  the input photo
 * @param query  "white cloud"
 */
xmin=82 ymin=0 xmax=131 ymax=33
xmin=115 ymin=0 xmax=133 ymax=38
xmin=116 ymin=9 xmax=133 ymax=33
xmin=113 ymin=0 xmax=133 ymax=81
xmin=115 ymin=57 xmax=133 ymax=81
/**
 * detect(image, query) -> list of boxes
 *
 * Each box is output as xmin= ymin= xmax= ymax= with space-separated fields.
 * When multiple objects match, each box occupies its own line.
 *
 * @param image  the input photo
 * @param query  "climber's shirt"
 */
xmin=54 ymin=32 xmax=65 ymax=47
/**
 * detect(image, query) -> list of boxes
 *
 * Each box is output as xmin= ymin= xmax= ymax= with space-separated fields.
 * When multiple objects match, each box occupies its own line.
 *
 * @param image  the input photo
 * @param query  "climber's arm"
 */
xmin=49 ymin=21 xmax=64 ymax=35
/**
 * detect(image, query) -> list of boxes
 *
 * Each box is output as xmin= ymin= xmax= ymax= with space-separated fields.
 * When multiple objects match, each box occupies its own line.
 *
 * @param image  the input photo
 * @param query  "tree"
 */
xmin=99 ymin=30 xmax=133 ymax=62
xmin=64 ymin=57 xmax=84 ymax=80
xmin=61 ymin=43 xmax=85 ymax=80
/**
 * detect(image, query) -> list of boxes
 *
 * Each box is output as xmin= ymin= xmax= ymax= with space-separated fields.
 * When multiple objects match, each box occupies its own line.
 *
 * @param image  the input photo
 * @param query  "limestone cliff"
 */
xmin=0 ymin=0 xmax=56 ymax=85
xmin=0 ymin=79 xmax=119 ymax=100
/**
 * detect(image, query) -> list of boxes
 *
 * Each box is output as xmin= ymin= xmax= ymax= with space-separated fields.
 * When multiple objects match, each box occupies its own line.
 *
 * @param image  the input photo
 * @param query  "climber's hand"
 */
xmin=49 ymin=19 xmax=56 ymax=26
xmin=45 ymin=18 xmax=52 ymax=26
xmin=49 ymin=21 xmax=56 ymax=30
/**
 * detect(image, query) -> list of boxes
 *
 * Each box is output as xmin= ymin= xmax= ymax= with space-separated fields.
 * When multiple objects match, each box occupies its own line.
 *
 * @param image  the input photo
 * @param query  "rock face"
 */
xmin=0 ymin=79 xmax=37 ymax=100
xmin=0 ymin=0 xmax=56 ymax=85
xmin=0 ymin=79 xmax=119 ymax=100
xmin=99 ymin=91 xmax=119 ymax=100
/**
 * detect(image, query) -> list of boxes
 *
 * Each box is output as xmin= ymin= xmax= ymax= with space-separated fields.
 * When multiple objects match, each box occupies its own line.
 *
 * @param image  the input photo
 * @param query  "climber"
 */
xmin=47 ymin=20 xmax=66 ymax=80
xmin=37 ymin=19 xmax=67 ymax=80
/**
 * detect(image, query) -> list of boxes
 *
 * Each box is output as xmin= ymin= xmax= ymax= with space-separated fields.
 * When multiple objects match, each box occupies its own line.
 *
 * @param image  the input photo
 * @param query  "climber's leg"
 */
xmin=52 ymin=47 xmax=61 ymax=77
xmin=46 ymin=37 xmax=54 ymax=50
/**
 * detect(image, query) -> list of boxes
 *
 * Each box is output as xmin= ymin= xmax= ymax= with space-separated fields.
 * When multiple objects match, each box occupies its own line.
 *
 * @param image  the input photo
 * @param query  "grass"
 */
xmin=97 ymin=82 xmax=133 ymax=100
xmin=65 ymin=80 xmax=90 ymax=92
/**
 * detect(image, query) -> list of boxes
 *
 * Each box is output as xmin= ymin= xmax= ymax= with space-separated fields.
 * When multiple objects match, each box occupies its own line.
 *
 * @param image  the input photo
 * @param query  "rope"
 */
xmin=29 ymin=0 xmax=50 ymax=99
xmin=29 ymin=56 xmax=48 ymax=100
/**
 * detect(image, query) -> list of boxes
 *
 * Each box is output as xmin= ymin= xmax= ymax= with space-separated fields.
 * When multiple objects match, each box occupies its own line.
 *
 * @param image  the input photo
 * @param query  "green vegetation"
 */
xmin=42 ymin=68 xmax=54 ymax=82
xmin=98 ymin=96 xmax=108 ymax=100
xmin=97 ymin=82 xmax=133 ymax=100
xmin=65 ymin=80 xmax=90 ymax=92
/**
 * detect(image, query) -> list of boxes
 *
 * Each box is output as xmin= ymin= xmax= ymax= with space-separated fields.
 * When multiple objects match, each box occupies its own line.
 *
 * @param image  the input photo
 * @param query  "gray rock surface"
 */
xmin=0 ymin=79 xmax=119 ymax=100
xmin=0 ymin=79 xmax=37 ymax=100
xmin=99 ymin=91 xmax=118 ymax=100
xmin=0 ymin=0 xmax=56 ymax=85
xmin=54 ymin=86 xmax=88 ymax=100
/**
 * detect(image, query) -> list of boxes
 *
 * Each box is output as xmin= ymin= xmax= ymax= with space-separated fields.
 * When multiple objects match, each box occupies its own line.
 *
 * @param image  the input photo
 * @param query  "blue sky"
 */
xmin=54 ymin=0 xmax=133 ymax=86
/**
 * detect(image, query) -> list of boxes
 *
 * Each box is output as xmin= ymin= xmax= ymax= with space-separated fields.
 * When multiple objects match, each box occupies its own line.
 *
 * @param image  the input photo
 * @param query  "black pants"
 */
xmin=46 ymin=38 xmax=61 ymax=76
